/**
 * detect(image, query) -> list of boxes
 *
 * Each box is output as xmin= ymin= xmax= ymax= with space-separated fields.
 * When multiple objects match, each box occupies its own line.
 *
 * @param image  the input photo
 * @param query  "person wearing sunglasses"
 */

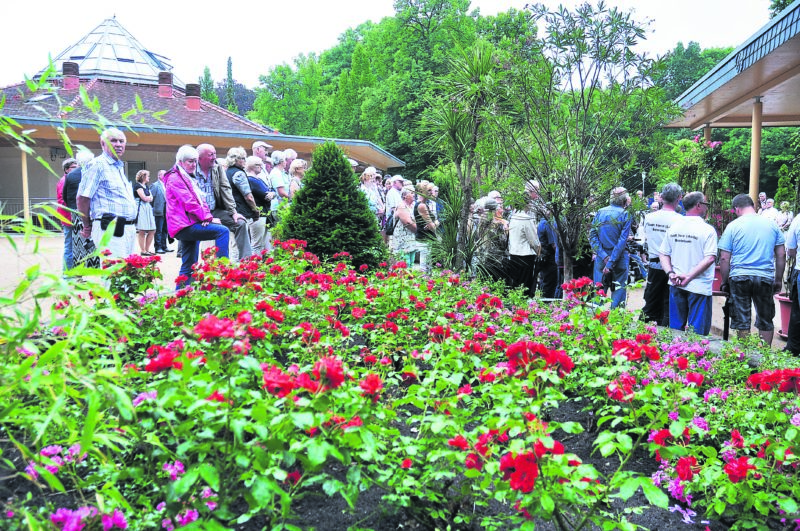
xmin=657 ymin=192 xmax=718 ymax=335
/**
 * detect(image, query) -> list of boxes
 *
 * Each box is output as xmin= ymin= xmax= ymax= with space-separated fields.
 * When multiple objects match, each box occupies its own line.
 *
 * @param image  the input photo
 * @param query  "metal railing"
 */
xmin=0 ymin=197 xmax=63 ymax=231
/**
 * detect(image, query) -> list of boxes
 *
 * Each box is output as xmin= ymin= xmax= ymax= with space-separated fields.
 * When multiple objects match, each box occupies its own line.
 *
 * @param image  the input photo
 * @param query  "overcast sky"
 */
xmin=1 ymin=0 xmax=772 ymax=89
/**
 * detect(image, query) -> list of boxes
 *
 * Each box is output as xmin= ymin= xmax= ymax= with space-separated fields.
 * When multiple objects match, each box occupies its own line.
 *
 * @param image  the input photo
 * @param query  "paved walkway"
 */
xmin=0 ymin=234 xmax=788 ymax=350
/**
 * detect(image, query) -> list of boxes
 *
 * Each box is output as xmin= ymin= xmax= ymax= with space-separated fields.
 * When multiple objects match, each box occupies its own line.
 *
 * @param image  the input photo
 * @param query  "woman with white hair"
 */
xmin=359 ymin=167 xmax=384 ymax=226
xmin=289 ymin=159 xmax=307 ymax=199
xmin=164 ymin=145 xmax=229 ymax=287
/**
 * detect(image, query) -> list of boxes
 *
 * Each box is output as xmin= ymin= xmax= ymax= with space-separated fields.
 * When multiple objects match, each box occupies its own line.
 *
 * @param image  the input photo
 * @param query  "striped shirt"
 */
xmin=77 ymin=153 xmax=137 ymax=220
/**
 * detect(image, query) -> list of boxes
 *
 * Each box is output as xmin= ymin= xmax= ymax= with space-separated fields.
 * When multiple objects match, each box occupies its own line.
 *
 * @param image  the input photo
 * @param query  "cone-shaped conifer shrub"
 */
xmin=280 ymin=141 xmax=387 ymax=268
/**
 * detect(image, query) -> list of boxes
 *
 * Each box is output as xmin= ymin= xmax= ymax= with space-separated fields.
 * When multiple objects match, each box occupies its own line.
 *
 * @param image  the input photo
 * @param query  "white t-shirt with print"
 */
xmin=659 ymin=216 xmax=718 ymax=296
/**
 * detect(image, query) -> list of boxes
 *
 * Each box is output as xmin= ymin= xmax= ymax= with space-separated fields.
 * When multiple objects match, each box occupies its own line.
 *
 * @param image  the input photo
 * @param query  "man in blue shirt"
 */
xmin=718 ymin=193 xmax=786 ymax=346
xmin=590 ymin=187 xmax=632 ymax=308
xmin=534 ymin=213 xmax=559 ymax=298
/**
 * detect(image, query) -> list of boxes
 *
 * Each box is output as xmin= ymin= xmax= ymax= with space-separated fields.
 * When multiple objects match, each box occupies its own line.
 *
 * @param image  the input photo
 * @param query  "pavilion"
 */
xmin=666 ymin=0 xmax=800 ymax=202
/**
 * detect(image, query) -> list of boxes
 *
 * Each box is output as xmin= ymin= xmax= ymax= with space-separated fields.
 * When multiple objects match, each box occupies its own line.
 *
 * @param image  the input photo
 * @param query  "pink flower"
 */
xmin=102 ymin=509 xmax=128 ymax=530
xmin=401 ymin=458 xmax=412 ymax=469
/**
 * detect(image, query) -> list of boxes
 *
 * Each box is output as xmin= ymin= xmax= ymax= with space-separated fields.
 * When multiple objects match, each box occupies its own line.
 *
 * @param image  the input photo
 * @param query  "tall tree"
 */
xmin=225 ymin=57 xmax=239 ymax=114
xmin=318 ymin=44 xmax=375 ymax=139
xmin=198 ymin=66 xmax=219 ymax=105
xmin=250 ymin=54 xmax=323 ymax=135
xmin=492 ymin=2 xmax=678 ymax=282
xmin=652 ymin=42 xmax=732 ymax=101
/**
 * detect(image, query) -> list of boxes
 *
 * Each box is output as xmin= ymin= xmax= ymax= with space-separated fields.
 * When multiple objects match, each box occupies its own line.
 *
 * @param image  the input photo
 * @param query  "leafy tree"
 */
xmin=250 ymin=54 xmax=323 ymax=135
xmin=770 ymin=0 xmax=794 ymax=17
xmin=492 ymin=2 xmax=679 ymax=281
xmin=422 ymin=41 xmax=497 ymax=269
xmin=280 ymin=141 xmax=387 ymax=268
xmin=652 ymin=41 xmax=733 ymax=101
xmin=198 ymin=66 xmax=219 ymax=105
xmin=215 ymin=80 xmax=256 ymax=116
xmin=225 ymin=57 xmax=239 ymax=114
xmin=318 ymin=44 xmax=375 ymax=139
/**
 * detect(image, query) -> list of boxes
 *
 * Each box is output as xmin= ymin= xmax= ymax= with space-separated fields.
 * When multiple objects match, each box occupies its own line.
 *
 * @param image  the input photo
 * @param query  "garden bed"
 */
xmin=1 ymin=241 xmax=798 ymax=530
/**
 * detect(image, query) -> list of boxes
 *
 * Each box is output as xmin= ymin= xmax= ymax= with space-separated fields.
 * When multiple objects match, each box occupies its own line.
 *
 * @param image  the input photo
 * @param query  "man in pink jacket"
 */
xmin=164 ymin=145 xmax=229 ymax=287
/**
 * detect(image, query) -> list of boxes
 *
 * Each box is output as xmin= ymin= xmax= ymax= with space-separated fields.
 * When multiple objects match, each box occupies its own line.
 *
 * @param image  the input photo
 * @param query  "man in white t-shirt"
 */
xmin=641 ymin=182 xmax=683 ymax=326
xmin=718 ymin=193 xmax=785 ymax=346
xmin=658 ymin=191 xmax=718 ymax=335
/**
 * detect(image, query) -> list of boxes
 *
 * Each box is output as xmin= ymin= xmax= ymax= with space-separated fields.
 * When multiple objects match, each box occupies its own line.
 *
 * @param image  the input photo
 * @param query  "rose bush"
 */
xmin=1 ymin=238 xmax=799 ymax=530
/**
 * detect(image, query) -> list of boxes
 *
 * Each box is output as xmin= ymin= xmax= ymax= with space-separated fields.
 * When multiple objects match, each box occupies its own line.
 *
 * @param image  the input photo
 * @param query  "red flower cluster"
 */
xmin=499 ymin=439 xmax=565 ymax=494
xmin=723 ymin=456 xmax=757 ymax=483
xmin=606 ymin=373 xmax=636 ymax=402
xmin=499 ymin=451 xmax=539 ymax=493
xmin=594 ymin=310 xmax=609 ymax=324
xmin=476 ymin=293 xmax=503 ymax=310
xmin=505 ymin=341 xmax=574 ymax=377
xmin=746 ymin=368 xmax=800 ymax=392
xmin=561 ymin=276 xmax=596 ymax=301
xmin=359 ymin=373 xmax=383 ymax=402
xmin=261 ymin=356 xmax=347 ymax=397
xmin=194 ymin=315 xmax=237 ymax=341
xmin=676 ymin=456 xmax=699 ymax=481
xmin=428 ymin=325 xmax=452 ymax=343
xmin=611 ymin=338 xmax=660 ymax=362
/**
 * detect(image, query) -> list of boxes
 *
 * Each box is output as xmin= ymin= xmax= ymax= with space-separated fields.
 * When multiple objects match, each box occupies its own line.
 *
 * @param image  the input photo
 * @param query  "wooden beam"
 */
xmin=749 ymin=98 xmax=763 ymax=205
xmin=21 ymin=150 xmax=30 ymax=221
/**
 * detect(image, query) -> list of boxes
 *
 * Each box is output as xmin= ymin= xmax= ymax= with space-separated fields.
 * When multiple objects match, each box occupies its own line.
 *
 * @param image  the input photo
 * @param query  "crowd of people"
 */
xmin=56 ymin=128 xmax=800 ymax=348
xmin=597 ymin=183 xmax=796 ymax=347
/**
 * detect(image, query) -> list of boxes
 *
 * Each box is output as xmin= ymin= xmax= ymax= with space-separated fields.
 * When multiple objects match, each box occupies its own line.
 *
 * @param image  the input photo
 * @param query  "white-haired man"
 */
xmin=197 ymin=143 xmax=252 ymax=260
xmin=252 ymin=140 xmax=273 ymax=174
xmin=76 ymin=128 xmax=137 ymax=258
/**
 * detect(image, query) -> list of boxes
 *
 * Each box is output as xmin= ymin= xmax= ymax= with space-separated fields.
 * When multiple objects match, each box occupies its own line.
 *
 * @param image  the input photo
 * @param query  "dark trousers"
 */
xmin=154 ymin=215 xmax=167 ymax=251
xmin=533 ymin=253 xmax=558 ymax=298
xmin=642 ymin=267 xmax=670 ymax=326
xmin=508 ymin=254 xmax=537 ymax=297
xmin=786 ymin=270 xmax=800 ymax=354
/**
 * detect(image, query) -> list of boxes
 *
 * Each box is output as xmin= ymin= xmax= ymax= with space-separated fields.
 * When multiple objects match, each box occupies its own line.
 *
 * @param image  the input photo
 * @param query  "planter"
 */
xmin=776 ymin=292 xmax=792 ymax=340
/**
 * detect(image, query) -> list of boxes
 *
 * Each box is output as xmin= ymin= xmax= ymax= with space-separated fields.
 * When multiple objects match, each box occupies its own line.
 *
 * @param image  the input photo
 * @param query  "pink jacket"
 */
xmin=56 ymin=175 xmax=71 ymax=226
xmin=164 ymin=165 xmax=212 ymax=238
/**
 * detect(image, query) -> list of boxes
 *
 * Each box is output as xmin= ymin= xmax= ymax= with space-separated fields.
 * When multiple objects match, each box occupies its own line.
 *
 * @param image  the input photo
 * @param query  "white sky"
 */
xmin=1 ymin=0 xmax=771 ymax=89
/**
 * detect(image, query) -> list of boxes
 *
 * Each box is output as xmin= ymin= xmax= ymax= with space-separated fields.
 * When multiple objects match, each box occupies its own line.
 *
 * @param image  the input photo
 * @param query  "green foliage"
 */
xmin=652 ymin=42 xmax=733 ymax=101
xmin=774 ymin=164 xmax=796 ymax=208
xmin=198 ymin=66 xmax=219 ymax=105
xmin=250 ymin=55 xmax=322 ymax=135
xmin=225 ymin=57 xmax=239 ymax=114
xmin=770 ymin=0 xmax=794 ymax=18
xmin=280 ymin=141 xmax=387 ymax=268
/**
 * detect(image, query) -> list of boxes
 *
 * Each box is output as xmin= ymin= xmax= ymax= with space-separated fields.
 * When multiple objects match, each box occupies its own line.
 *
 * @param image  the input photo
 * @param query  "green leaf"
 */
xmin=778 ymin=497 xmax=798 ymax=514
xmin=558 ymin=422 xmax=584 ymax=434
xmin=290 ymin=412 xmax=314 ymax=430
xmin=199 ymin=463 xmax=220 ymax=491
xmin=173 ymin=466 xmax=199 ymax=498
xmin=615 ymin=433 xmax=633 ymax=453
xmin=540 ymin=491 xmax=555 ymax=514
xmin=669 ymin=420 xmax=685 ymax=439
xmin=640 ymin=479 xmax=668 ymax=508
xmin=307 ymin=439 xmax=329 ymax=467
xmin=617 ymin=477 xmax=640 ymax=501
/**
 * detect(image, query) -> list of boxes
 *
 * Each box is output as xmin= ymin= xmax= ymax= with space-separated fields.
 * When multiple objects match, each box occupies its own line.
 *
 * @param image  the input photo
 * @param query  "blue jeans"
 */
xmin=154 ymin=215 xmax=167 ymax=251
xmin=175 ymin=223 xmax=229 ymax=287
xmin=63 ymin=225 xmax=74 ymax=271
xmin=593 ymin=252 xmax=628 ymax=308
xmin=669 ymin=286 xmax=712 ymax=336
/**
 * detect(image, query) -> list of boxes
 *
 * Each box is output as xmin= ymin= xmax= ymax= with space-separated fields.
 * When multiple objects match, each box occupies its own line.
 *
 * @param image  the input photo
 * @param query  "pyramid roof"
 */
xmin=36 ymin=17 xmax=184 ymax=88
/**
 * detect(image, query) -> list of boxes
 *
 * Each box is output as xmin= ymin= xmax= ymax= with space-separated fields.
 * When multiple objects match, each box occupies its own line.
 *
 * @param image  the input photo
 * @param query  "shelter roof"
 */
xmin=667 ymin=0 xmax=800 ymax=129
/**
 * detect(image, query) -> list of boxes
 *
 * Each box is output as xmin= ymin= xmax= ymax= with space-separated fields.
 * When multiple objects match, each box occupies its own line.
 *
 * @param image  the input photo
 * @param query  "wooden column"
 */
xmin=703 ymin=125 xmax=712 ymax=142
xmin=21 ymin=150 xmax=30 ymax=221
xmin=749 ymin=97 xmax=763 ymax=205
